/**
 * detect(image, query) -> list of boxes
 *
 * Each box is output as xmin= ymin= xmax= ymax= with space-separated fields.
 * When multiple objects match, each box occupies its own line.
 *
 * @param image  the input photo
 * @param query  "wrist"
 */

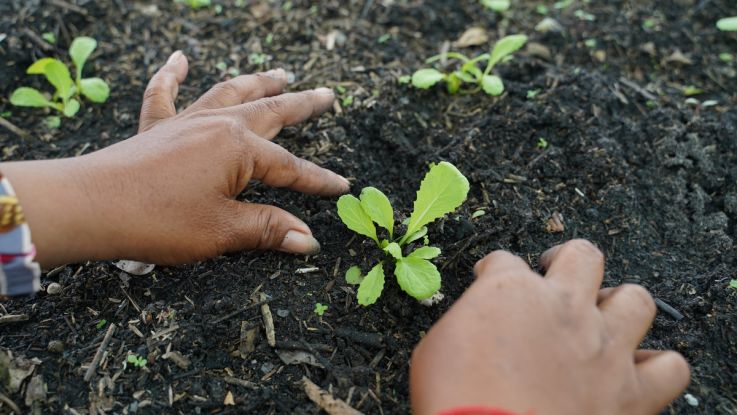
xmin=0 ymin=157 xmax=119 ymax=267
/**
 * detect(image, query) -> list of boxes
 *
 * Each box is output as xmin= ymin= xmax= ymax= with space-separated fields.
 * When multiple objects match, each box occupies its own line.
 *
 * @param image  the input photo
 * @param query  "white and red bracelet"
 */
xmin=0 ymin=173 xmax=40 ymax=296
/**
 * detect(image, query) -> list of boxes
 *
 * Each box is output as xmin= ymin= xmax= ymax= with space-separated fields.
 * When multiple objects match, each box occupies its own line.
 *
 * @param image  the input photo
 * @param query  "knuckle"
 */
xmin=261 ymin=96 xmax=285 ymax=117
xmin=212 ymin=80 xmax=242 ymax=99
xmin=255 ymin=207 xmax=281 ymax=249
xmin=561 ymin=239 xmax=604 ymax=263
xmin=474 ymin=250 xmax=512 ymax=276
xmin=620 ymin=284 xmax=656 ymax=314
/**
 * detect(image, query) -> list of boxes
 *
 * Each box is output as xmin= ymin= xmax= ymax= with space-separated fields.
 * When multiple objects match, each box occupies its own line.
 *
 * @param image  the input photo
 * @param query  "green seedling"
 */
xmin=127 ymin=354 xmax=147 ymax=368
xmin=527 ymin=89 xmax=541 ymax=99
xmin=411 ymin=34 xmax=527 ymax=96
xmin=42 ymin=32 xmax=56 ymax=44
xmin=314 ymin=303 xmax=328 ymax=316
xmin=338 ymin=162 xmax=469 ymax=306
xmin=481 ymin=0 xmax=509 ymax=12
xmin=729 ymin=279 xmax=737 ymax=289
xmin=378 ymin=33 xmax=391 ymax=44
xmin=717 ymin=16 xmax=737 ymax=31
xmin=719 ymin=52 xmax=734 ymax=62
xmin=536 ymin=4 xmax=549 ymax=15
xmin=10 ymin=37 xmax=109 ymax=118
xmin=176 ymin=0 xmax=211 ymax=9
xmin=96 ymin=319 xmax=107 ymax=329
xmin=537 ymin=137 xmax=549 ymax=149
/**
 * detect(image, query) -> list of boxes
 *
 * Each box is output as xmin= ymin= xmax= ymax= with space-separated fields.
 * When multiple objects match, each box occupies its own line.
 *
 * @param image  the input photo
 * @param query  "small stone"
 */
xmin=260 ymin=362 xmax=274 ymax=374
xmin=47 ymin=340 xmax=64 ymax=353
xmin=46 ymin=283 xmax=62 ymax=295
xmin=684 ymin=393 xmax=699 ymax=407
xmin=276 ymin=309 xmax=289 ymax=318
xmin=535 ymin=17 xmax=564 ymax=33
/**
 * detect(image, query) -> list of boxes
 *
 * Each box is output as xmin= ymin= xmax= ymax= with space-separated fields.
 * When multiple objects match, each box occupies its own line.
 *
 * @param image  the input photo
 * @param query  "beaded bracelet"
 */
xmin=0 ymin=172 xmax=40 ymax=295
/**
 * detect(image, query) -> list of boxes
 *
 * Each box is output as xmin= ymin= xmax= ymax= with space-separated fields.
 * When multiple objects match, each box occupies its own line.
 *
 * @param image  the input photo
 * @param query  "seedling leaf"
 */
xmin=481 ymin=74 xmax=504 ymax=96
xmin=80 ymin=77 xmax=110 ymax=103
xmin=357 ymin=262 xmax=385 ymax=306
xmin=385 ymin=242 xmax=402 ymax=259
xmin=404 ymin=226 xmax=428 ymax=245
xmin=69 ymin=37 xmax=97 ymax=80
xmin=481 ymin=0 xmax=510 ymax=12
xmin=43 ymin=60 xmax=74 ymax=104
xmin=337 ymin=194 xmax=378 ymax=243
xmin=345 ymin=265 xmax=363 ymax=285
xmin=488 ymin=34 xmax=528 ymax=68
xmin=717 ymin=16 xmax=737 ymax=31
xmin=412 ymin=68 xmax=445 ymax=89
xmin=27 ymin=58 xmax=58 ymax=75
xmin=10 ymin=87 xmax=53 ymax=108
xmin=63 ymin=99 xmax=80 ymax=117
xmin=395 ymin=257 xmax=441 ymax=299
xmin=405 ymin=162 xmax=470 ymax=238
xmin=360 ymin=187 xmax=394 ymax=238
xmin=408 ymin=246 xmax=441 ymax=259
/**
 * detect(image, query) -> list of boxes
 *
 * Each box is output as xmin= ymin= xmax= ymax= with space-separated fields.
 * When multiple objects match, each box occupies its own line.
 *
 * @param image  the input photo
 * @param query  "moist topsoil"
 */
xmin=1 ymin=0 xmax=736 ymax=413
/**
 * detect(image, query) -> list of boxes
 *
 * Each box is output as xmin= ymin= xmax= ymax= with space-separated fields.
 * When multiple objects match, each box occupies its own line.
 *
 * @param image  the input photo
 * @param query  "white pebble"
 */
xmin=46 ymin=282 xmax=62 ymax=295
xmin=684 ymin=393 xmax=699 ymax=407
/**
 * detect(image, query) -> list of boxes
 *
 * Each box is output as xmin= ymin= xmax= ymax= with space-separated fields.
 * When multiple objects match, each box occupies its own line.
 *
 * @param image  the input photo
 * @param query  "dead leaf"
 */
xmin=276 ymin=350 xmax=324 ymax=368
xmin=114 ymin=260 xmax=155 ymax=275
xmin=663 ymin=50 xmax=692 ymax=65
xmin=454 ymin=27 xmax=488 ymax=48
xmin=224 ymin=391 xmax=235 ymax=406
xmin=302 ymin=377 xmax=363 ymax=415
xmin=526 ymin=42 xmax=552 ymax=60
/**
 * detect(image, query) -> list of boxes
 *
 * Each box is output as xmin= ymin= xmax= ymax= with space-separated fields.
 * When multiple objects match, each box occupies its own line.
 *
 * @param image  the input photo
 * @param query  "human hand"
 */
xmin=2 ymin=51 xmax=348 ymax=267
xmin=410 ymin=239 xmax=690 ymax=415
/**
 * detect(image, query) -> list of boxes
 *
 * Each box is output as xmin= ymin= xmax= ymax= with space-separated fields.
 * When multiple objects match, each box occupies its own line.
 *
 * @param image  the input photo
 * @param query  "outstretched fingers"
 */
xmin=139 ymin=51 xmax=189 ymax=132
xmin=184 ymin=69 xmax=288 ymax=113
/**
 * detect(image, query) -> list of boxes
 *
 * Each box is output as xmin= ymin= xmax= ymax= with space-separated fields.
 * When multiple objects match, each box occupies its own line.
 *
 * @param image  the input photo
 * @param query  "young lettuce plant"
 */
xmin=411 ymin=34 xmax=527 ymax=96
xmin=338 ymin=162 xmax=469 ymax=306
xmin=10 ymin=37 xmax=110 ymax=118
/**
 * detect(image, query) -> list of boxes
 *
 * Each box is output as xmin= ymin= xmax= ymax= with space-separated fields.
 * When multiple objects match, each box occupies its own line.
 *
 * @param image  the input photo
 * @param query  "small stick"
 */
xmin=302 ymin=376 xmax=364 ymax=415
xmin=223 ymin=376 xmax=258 ymax=390
xmin=84 ymin=323 xmax=116 ymax=382
xmin=0 ymin=117 xmax=29 ymax=139
xmin=0 ymin=314 xmax=29 ymax=325
xmin=209 ymin=297 xmax=272 ymax=324
xmin=654 ymin=298 xmax=685 ymax=321
xmin=260 ymin=293 xmax=276 ymax=347
xmin=21 ymin=28 xmax=54 ymax=52
xmin=50 ymin=0 xmax=89 ymax=15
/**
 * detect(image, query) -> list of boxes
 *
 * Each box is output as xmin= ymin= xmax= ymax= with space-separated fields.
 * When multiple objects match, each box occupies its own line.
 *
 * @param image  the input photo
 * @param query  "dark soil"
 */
xmin=1 ymin=0 xmax=736 ymax=413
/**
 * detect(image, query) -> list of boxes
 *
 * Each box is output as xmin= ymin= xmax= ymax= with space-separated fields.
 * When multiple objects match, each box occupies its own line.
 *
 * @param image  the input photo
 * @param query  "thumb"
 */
xmin=224 ymin=201 xmax=321 ymax=255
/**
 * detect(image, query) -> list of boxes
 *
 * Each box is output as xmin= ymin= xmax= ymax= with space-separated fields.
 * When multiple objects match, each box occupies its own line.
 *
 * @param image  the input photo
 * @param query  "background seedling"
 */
xmin=176 ymin=0 xmax=211 ymax=9
xmin=10 ymin=37 xmax=110 ymax=118
xmin=717 ymin=16 xmax=737 ymax=31
xmin=411 ymin=34 xmax=527 ymax=96
xmin=481 ymin=0 xmax=510 ymax=13
xmin=126 ymin=354 xmax=147 ymax=368
xmin=314 ymin=303 xmax=328 ymax=316
xmin=337 ymin=162 xmax=469 ymax=306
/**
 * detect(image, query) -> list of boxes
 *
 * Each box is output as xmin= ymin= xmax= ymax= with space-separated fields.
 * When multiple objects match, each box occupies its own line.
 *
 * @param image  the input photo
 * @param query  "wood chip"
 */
xmin=223 ymin=391 xmax=235 ymax=406
xmin=162 ymin=350 xmax=191 ymax=370
xmin=0 ymin=314 xmax=29 ymax=325
xmin=454 ymin=27 xmax=488 ymax=48
xmin=302 ymin=377 xmax=363 ymax=415
xmin=546 ymin=212 xmax=565 ymax=233
xmin=260 ymin=293 xmax=276 ymax=347
xmin=239 ymin=321 xmax=258 ymax=358
xmin=223 ymin=376 xmax=258 ymax=390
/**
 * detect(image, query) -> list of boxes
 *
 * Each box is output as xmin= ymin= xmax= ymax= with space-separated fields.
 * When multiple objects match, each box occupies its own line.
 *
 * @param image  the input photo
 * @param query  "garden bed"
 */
xmin=1 ymin=0 xmax=736 ymax=413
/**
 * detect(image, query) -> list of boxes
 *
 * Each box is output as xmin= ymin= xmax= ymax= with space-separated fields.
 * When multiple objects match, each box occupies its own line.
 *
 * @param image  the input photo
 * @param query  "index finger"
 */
xmin=539 ymin=239 xmax=605 ymax=305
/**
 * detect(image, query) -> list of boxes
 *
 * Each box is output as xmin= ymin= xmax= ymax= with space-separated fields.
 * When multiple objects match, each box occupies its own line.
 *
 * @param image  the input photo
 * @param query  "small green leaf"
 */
xmin=729 ymin=279 xmax=737 ymax=289
xmin=404 ymin=226 xmax=428 ymax=245
xmin=314 ymin=303 xmax=328 ymax=316
xmin=488 ymin=34 xmax=528 ymax=68
xmin=411 ymin=68 xmax=445 ymax=89
xmin=472 ymin=209 xmax=486 ymax=218
xmin=408 ymin=246 xmax=441 ymax=260
xmin=337 ymin=194 xmax=378 ymax=243
xmin=405 ymin=162 xmax=470 ymax=238
xmin=96 ymin=319 xmax=107 ymax=329
xmin=395 ymin=257 xmax=441 ymax=300
xmin=384 ymin=242 xmax=402 ymax=259
xmin=357 ymin=262 xmax=385 ymax=306
xmin=398 ymin=75 xmax=412 ymax=84
xmin=42 ymin=32 xmax=56 ymax=44
xmin=27 ymin=58 xmax=58 ymax=75
xmin=481 ymin=0 xmax=510 ymax=12
xmin=345 ymin=265 xmax=363 ymax=285
xmin=360 ymin=187 xmax=394 ymax=238
xmin=80 ymin=77 xmax=110 ymax=102
xmin=717 ymin=16 xmax=737 ymax=31
xmin=63 ymin=99 xmax=80 ymax=117
xmin=481 ymin=74 xmax=504 ymax=96
xmin=446 ymin=72 xmax=461 ymax=94
xmin=10 ymin=87 xmax=53 ymax=108
xmin=44 ymin=116 xmax=61 ymax=129
xmin=69 ymin=37 xmax=97 ymax=80
xmin=42 ymin=60 xmax=74 ymax=104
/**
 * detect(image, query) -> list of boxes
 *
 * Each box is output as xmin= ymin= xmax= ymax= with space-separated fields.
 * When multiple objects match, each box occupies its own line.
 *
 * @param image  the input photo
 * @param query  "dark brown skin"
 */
xmin=410 ymin=239 xmax=691 ymax=415
xmin=1 ymin=54 xmax=690 ymax=414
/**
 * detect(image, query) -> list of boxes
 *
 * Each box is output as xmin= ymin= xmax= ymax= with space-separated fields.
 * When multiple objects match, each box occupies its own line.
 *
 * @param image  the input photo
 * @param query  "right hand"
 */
xmin=410 ymin=239 xmax=690 ymax=415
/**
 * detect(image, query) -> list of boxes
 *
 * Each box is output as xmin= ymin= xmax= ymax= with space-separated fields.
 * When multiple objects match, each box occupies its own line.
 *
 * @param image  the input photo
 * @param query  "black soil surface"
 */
xmin=1 ymin=0 xmax=736 ymax=413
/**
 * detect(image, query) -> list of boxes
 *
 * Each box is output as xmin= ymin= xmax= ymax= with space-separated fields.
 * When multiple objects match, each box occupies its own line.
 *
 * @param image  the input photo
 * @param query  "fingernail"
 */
xmin=339 ymin=175 xmax=351 ymax=190
xmin=264 ymin=68 xmax=287 ymax=80
xmin=167 ymin=50 xmax=184 ymax=64
xmin=280 ymin=230 xmax=321 ymax=255
xmin=315 ymin=87 xmax=335 ymax=96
